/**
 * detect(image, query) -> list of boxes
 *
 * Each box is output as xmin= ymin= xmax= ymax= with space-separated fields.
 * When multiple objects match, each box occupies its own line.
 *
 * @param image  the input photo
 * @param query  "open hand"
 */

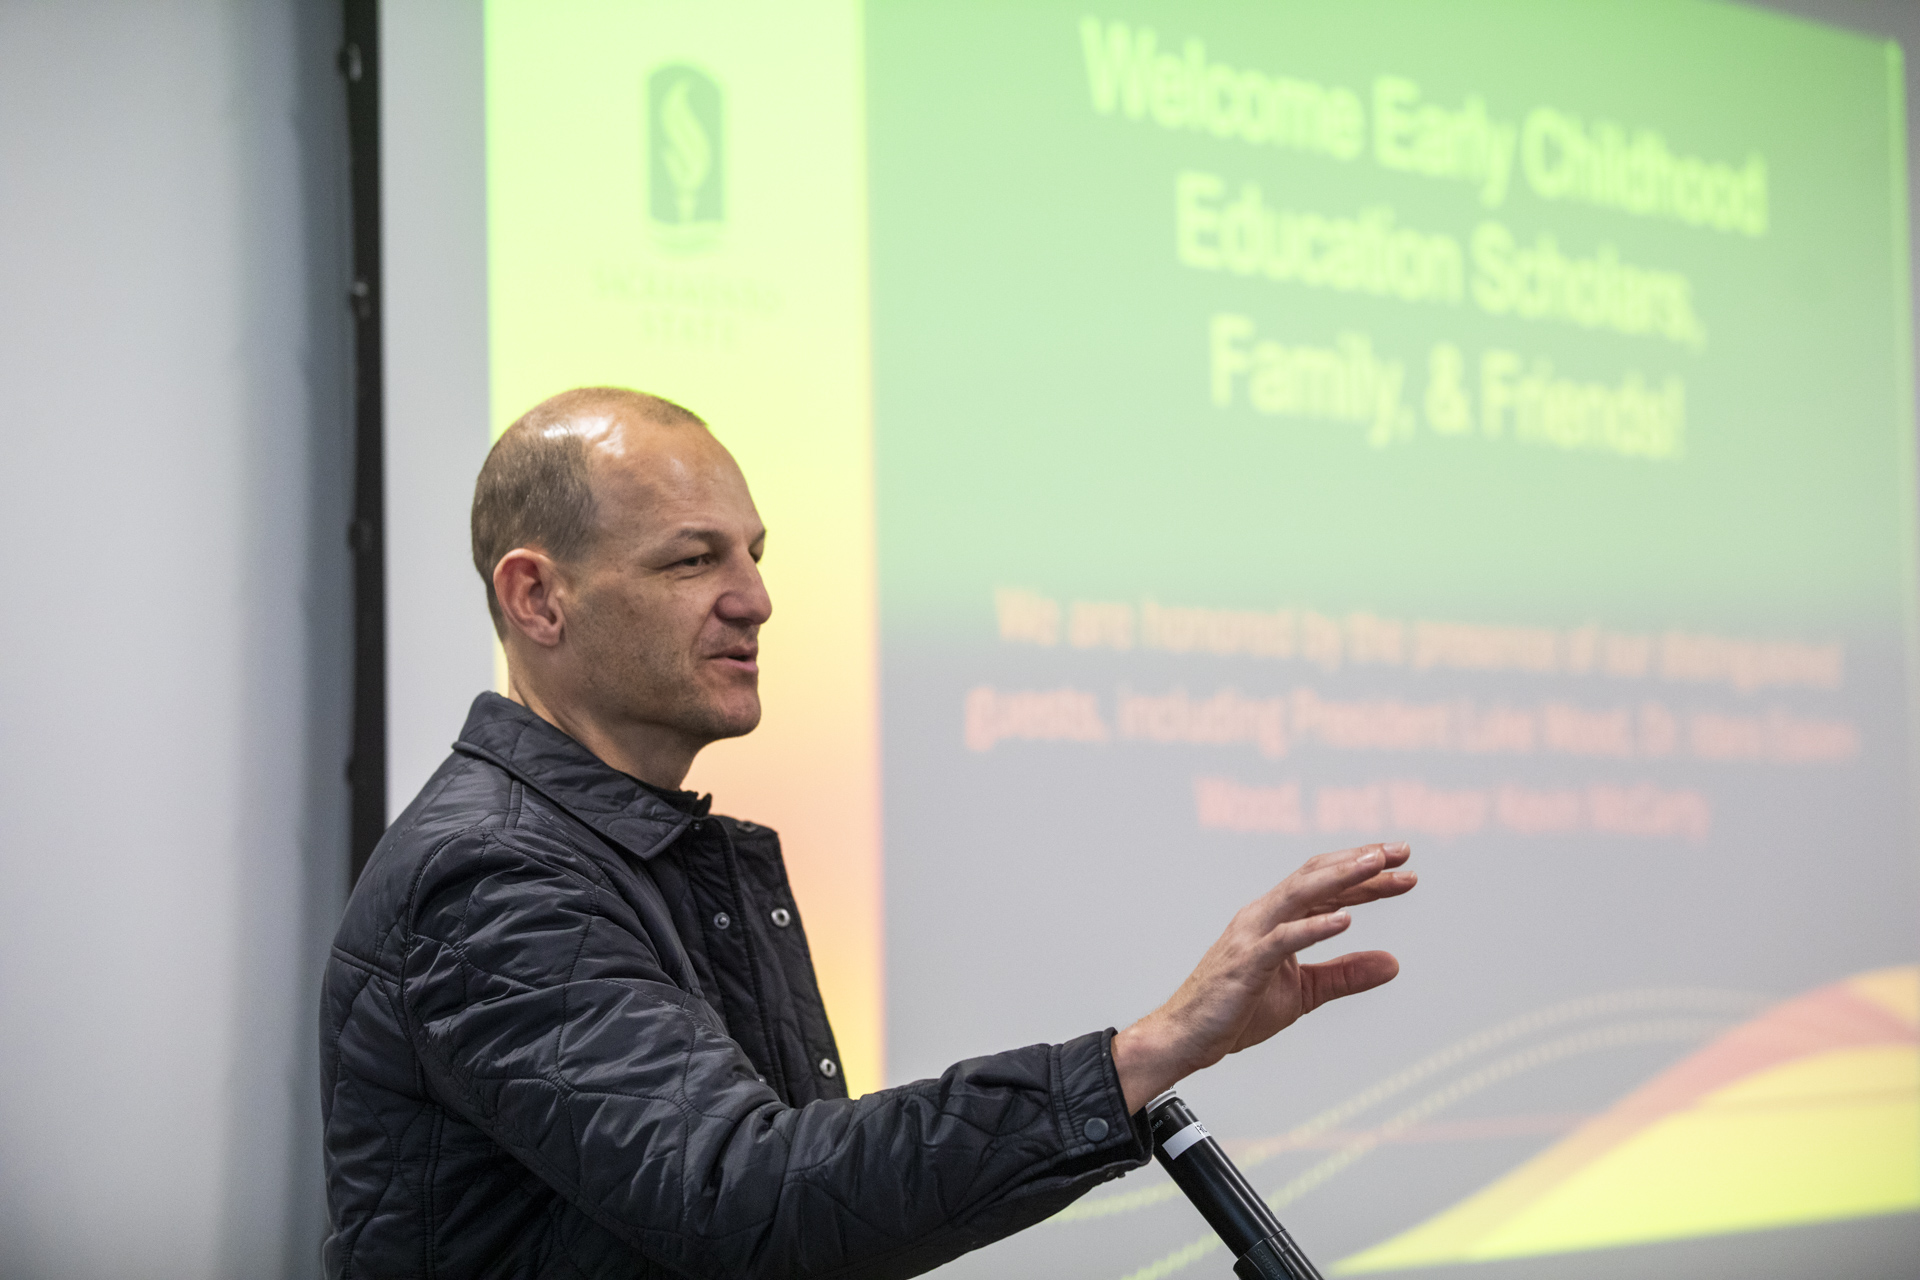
xmin=1111 ymin=842 xmax=1416 ymax=1111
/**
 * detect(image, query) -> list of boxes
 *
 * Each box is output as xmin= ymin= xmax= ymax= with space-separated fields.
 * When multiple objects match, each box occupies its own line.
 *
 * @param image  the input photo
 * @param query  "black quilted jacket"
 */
xmin=321 ymin=693 xmax=1150 ymax=1278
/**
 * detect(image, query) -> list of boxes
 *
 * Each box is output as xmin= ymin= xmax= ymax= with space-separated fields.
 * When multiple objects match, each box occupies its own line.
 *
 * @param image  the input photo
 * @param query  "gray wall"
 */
xmin=382 ymin=0 xmax=494 ymax=816
xmin=0 ymin=2 xmax=351 ymax=1276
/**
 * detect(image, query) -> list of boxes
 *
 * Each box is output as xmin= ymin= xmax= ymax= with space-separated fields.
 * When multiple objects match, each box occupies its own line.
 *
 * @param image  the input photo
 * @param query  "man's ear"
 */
xmin=493 ymin=549 xmax=567 ymax=648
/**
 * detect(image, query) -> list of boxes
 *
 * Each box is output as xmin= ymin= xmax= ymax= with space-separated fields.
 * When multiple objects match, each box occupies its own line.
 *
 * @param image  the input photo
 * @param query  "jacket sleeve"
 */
xmin=400 ymin=830 xmax=1151 ymax=1280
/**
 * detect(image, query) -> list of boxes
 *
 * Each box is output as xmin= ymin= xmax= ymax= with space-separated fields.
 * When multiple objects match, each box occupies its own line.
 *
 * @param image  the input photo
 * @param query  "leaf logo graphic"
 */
xmin=647 ymin=63 xmax=724 ymax=247
xmin=660 ymin=79 xmax=711 ymax=222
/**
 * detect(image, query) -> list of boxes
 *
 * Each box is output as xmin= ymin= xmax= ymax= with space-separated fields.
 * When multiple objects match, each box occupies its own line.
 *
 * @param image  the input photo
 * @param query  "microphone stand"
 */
xmin=1147 ymin=1090 xmax=1326 ymax=1280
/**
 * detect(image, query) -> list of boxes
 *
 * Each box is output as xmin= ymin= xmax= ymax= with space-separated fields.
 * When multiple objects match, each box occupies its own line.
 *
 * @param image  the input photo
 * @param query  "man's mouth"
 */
xmin=711 ymin=645 xmax=759 ymax=675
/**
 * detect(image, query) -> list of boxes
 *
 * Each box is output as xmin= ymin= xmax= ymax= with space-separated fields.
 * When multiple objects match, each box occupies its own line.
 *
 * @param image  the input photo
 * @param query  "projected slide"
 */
xmin=1337 ymin=966 xmax=1919 ymax=1271
xmin=483 ymin=2 xmax=1918 ymax=1276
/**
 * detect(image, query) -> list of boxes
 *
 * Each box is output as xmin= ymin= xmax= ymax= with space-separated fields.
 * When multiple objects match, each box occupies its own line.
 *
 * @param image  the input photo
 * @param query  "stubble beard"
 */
xmin=574 ymin=611 xmax=761 ymax=750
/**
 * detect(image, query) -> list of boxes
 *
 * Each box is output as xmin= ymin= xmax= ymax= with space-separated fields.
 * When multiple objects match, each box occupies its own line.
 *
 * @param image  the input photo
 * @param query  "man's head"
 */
xmin=471 ymin=387 xmax=770 ymax=784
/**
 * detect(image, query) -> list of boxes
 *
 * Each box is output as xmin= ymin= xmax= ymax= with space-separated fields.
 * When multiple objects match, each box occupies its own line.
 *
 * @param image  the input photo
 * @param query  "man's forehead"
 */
xmin=537 ymin=411 xmax=620 ymax=446
xmin=578 ymin=417 xmax=758 ymax=531
xmin=590 ymin=422 xmax=731 ymax=487
xmin=538 ymin=407 xmax=701 ymax=456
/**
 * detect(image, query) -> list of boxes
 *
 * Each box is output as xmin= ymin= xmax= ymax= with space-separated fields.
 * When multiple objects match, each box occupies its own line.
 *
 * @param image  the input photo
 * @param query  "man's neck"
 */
xmin=506 ymin=672 xmax=700 ymax=790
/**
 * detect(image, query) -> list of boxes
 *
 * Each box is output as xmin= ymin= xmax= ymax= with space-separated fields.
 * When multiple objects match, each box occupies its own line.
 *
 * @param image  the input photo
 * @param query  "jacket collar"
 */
xmin=452 ymin=692 xmax=706 ymax=860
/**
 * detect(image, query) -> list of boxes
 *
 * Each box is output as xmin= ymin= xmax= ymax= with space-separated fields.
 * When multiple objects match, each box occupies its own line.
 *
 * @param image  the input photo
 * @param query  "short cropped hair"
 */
xmin=471 ymin=387 xmax=706 ymax=636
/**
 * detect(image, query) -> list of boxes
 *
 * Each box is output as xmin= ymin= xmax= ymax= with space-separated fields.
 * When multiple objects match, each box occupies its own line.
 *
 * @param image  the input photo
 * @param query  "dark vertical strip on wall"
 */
xmin=343 ymin=0 xmax=386 ymax=882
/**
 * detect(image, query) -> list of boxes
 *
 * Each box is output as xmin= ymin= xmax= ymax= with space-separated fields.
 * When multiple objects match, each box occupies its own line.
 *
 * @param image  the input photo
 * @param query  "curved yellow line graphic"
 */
xmin=1336 ymin=966 xmax=1920 ymax=1272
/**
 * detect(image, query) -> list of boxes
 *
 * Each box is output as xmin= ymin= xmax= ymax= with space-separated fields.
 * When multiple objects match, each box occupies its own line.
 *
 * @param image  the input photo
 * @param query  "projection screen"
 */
xmin=389 ymin=2 xmax=1920 ymax=1275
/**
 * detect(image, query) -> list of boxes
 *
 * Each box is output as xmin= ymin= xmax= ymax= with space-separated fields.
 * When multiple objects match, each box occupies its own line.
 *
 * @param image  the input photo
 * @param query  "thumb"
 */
xmin=1299 ymin=950 xmax=1400 ymax=1015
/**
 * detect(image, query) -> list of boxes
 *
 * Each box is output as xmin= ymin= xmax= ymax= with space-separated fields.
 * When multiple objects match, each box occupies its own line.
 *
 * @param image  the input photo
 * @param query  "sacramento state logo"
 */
xmin=647 ymin=64 xmax=724 ymax=250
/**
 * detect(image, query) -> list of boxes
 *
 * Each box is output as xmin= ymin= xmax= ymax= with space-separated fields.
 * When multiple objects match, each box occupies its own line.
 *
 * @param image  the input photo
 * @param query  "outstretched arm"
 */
xmin=401 ymin=835 xmax=1413 ymax=1278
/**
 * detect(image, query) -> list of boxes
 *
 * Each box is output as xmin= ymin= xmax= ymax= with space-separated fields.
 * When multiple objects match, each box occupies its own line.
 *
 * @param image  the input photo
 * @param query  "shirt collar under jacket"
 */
xmin=451 ymin=691 xmax=713 ymax=861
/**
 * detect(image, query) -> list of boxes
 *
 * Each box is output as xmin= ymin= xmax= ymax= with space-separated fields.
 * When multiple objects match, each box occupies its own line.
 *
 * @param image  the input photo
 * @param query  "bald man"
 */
xmin=319 ymin=387 xmax=1415 ymax=1279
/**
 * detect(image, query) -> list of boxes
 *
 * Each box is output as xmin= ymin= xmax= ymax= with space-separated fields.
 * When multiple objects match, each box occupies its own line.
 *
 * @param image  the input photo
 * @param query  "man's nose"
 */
xmin=716 ymin=553 xmax=772 ymax=626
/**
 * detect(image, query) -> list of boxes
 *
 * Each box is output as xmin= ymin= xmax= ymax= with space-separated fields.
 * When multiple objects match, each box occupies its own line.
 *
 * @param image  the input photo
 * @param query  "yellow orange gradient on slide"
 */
xmin=1336 ymin=967 xmax=1920 ymax=1272
xmin=485 ymin=0 xmax=881 ymax=1094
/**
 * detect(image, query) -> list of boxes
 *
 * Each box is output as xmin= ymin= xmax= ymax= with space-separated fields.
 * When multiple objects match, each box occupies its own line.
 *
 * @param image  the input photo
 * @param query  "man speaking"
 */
xmin=320 ymin=387 xmax=1416 ymax=1278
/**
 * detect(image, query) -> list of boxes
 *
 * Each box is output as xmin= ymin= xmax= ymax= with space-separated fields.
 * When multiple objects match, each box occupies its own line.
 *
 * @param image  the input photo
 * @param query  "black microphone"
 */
xmin=1147 ymin=1090 xmax=1325 ymax=1280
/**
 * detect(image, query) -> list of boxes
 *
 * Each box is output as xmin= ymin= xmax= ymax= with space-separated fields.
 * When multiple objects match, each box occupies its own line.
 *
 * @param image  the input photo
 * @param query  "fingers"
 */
xmin=1302 ymin=841 xmax=1411 ymax=873
xmin=1254 ymin=842 xmax=1413 ymax=928
xmin=1324 ymin=868 xmax=1419 ymax=909
xmin=1300 ymin=949 xmax=1401 ymax=1013
xmin=1251 ymin=907 xmax=1353 ymax=966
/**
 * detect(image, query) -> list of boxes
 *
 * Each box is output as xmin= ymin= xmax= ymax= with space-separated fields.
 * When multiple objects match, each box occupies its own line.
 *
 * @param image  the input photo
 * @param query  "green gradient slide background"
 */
xmin=867 ymin=3 xmax=1918 ymax=1278
xmin=869 ymin=2 xmax=1911 ymax=633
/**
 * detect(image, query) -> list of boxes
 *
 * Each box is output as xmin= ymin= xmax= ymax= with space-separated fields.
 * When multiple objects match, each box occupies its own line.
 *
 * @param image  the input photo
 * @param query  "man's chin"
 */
xmin=698 ymin=697 xmax=762 ymax=742
xmin=710 ymin=714 xmax=761 ymax=741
